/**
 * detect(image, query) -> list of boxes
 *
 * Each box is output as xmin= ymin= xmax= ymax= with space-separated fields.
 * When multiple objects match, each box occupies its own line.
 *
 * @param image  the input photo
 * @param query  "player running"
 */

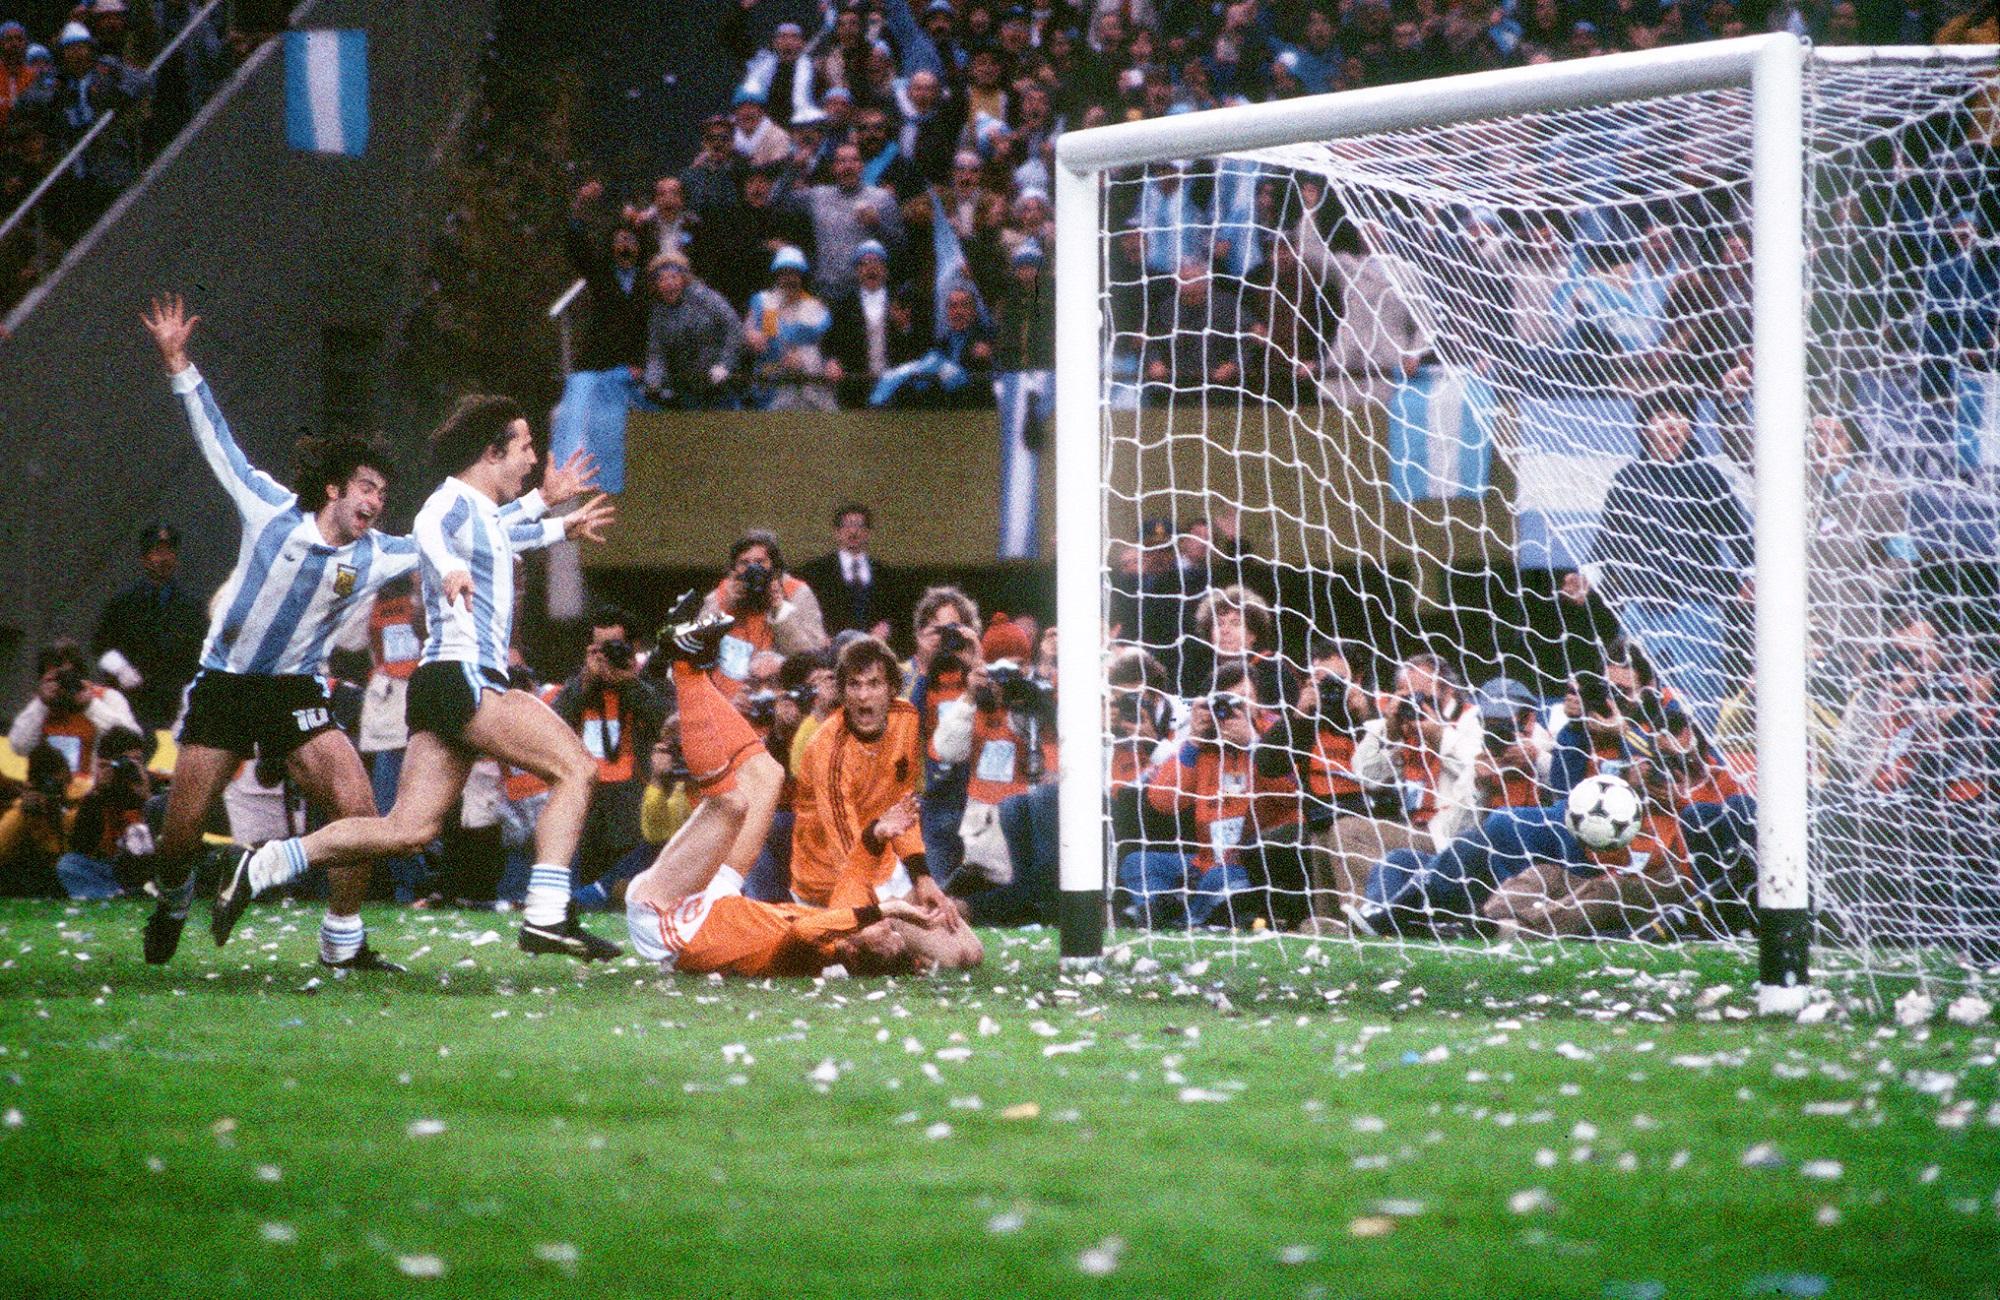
xmin=624 ymin=608 xmax=977 ymax=976
xmin=138 ymin=295 xmax=436 ymax=971
xmin=217 ymin=386 xmax=620 ymax=959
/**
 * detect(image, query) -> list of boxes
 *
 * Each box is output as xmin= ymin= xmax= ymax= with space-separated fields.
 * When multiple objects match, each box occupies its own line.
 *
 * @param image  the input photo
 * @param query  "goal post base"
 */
xmin=1058 ymin=890 xmax=1104 ymax=962
xmin=1756 ymin=907 xmax=1812 ymax=1015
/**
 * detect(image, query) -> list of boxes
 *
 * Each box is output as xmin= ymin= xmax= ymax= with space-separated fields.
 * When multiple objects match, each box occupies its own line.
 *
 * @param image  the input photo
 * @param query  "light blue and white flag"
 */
xmin=551 ymin=369 xmax=637 ymax=495
xmin=930 ymin=187 xmax=976 ymax=325
xmin=995 ymin=369 xmax=1052 ymax=560
xmin=1385 ymin=365 xmax=1497 ymax=504
xmin=285 ymin=29 xmax=368 ymax=157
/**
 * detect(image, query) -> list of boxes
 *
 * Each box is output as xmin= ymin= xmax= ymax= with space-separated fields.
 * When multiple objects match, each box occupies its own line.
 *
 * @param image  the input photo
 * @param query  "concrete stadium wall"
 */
xmin=0 ymin=0 xmax=489 ymax=701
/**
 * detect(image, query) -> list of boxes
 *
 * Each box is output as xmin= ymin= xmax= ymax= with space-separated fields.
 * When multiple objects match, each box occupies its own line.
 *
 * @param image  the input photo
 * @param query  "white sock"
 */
xmin=523 ymin=864 xmax=572 ymax=926
xmin=246 ymin=838 xmax=310 ymax=896
xmin=319 ymin=912 xmax=364 ymax=963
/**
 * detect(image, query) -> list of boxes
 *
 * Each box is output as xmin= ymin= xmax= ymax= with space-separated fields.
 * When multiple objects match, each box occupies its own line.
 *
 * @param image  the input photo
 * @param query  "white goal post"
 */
xmin=1050 ymin=36 xmax=2000 ymax=1009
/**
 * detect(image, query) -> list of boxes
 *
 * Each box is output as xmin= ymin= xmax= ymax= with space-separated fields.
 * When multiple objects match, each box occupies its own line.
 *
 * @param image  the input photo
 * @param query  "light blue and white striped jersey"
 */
xmin=173 ymin=365 xmax=421 ymax=678
xmin=412 ymin=477 xmax=565 ymax=680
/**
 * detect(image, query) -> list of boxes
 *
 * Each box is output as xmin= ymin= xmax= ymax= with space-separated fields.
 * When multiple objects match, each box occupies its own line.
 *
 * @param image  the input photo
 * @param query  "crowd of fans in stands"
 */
xmin=0 ymin=0 xmax=248 ymax=312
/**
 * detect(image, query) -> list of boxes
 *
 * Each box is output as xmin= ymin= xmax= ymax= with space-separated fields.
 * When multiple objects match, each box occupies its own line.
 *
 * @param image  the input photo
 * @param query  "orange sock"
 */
xmin=673 ymin=661 xmax=761 ymax=792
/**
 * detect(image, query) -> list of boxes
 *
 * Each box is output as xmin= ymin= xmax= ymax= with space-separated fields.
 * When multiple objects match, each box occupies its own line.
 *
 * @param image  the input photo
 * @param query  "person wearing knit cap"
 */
xmin=743 ymin=246 xmax=837 ymax=412
xmin=721 ymin=0 xmax=816 ymax=129
xmin=931 ymin=613 xmax=1056 ymax=890
xmin=643 ymin=249 xmax=743 ymax=409
xmin=731 ymin=84 xmax=793 ymax=169
xmin=824 ymin=235 xmax=928 ymax=406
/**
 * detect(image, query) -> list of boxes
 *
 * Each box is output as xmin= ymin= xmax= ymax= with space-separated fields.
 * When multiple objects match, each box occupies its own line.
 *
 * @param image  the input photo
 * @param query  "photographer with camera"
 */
xmin=54 ymin=726 xmax=159 ymax=900
xmin=0 ymin=744 xmax=75 ymax=897
xmin=1117 ymin=662 xmax=1299 ymax=930
xmin=931 ymin=614 xmax=1055 ymax=890
xmin=698 ymin=530 xmax=829 ymax=700
xmin=1469 ymin=678 xmax=1553 ymax=813
xmin=907 ymin=586 xmax=982 ymax=883
xmin=554 ymin=605 xmax=668 ymax=902
xmin=9 ymin=639 xmax=142 ymax=783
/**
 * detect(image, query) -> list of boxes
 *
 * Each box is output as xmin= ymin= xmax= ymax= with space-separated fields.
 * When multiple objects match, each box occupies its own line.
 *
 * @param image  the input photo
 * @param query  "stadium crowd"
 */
xmin=0 ymin=0 xmax=1996 ymax=964
xmin=0 ymin=0 xmax=253 ymax=312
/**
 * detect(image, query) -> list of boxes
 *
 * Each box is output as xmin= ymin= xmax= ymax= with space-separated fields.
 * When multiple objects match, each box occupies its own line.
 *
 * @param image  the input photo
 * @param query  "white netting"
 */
xmin=1094 ymin=48 xmax=2000 ymax=989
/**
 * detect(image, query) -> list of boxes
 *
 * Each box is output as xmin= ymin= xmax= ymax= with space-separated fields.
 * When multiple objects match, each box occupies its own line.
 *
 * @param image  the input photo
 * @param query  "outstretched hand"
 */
xmin=562 ymin=493 xmax=617 ymax=545
xmin=140 ymin=294 xmax=199 ymax=374
xmin=870 ymin=794 xmax=920 ymax=844
xmin=541 ymin=450 xmax=599 ymax=506
xmin=911 ymin=874 xmax=962 ymax=932
xmin=442 ymin=570 xmax=474 ymax=610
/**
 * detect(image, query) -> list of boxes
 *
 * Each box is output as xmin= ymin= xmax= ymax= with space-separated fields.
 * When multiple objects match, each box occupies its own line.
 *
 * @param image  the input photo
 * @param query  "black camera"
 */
xmin=53 ymin=664 xmax=86 ymax=702
xmin=979 ymin=664 xmax=1055 ymax=718
xmin=597 ymin=638 xmax=635 ymax=672
xmin=935 ymin=623 xmax=975 ymax=657
xmin=743 ymin=689 xmax=780 ymax=726
xmin=107 ymin=755 xmax=146 ymax=786
xmin=735 ymin=561 xmax=775 ymax=612
xmin=29 ymin=764 xmax=68 ymax=802
xmin=1209 ymin=691 xmax=1247 ymax=723
xmin=784 ymin=683 xmax=818 ymax=710
xmin=1313 ymin=674 xmax=1360 ymax=734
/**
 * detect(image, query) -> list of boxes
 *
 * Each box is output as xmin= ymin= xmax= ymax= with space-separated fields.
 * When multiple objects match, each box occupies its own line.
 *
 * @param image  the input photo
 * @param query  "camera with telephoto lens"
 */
xmin=597 ymin=638 xmax=635 ymax=672
xmin=742 ymin=690 xmax=780 ymax=726
xmin=978 ymin=664 xmax=1055 ymax=719
xmin=934 ymin=623 xmax=975 ymax=657
xmin=1208 ymin=691 xmax=1249 ymax=724
xmin=52 ymin=664 xmax=86 ymax=705
xmin=734 ymin=561 xmax=775 ymax=612
xmin=107 ymin=755 xmax=146 ymax=788
xmin=1313 ymin=674 xmax=1361 ymax=735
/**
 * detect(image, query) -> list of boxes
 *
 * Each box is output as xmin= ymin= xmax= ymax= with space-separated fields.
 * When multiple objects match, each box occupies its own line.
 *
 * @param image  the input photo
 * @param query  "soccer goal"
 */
xmin=1051 ymin=36 xmax=2000 ymax=1010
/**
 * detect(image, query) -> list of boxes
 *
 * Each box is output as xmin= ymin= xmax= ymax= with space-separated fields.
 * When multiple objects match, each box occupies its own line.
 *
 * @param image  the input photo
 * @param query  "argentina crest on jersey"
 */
xmin=333 ymin=563 xmax=358 ymax=597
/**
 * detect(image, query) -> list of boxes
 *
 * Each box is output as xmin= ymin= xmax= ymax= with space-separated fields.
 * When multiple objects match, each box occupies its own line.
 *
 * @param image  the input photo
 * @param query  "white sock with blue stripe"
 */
xmin=246 ymin=837 xmax=312 ymax=896
xmin=524 ymin=864 xmax=572 ymax=927
xmin=319 ymin=911 xmax=364 ymax=963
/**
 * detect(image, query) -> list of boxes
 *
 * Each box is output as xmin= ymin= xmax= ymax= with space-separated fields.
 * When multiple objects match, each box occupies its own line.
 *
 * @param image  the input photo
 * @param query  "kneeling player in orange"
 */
xmin=624 ymin=613 xmax=976 ymax=976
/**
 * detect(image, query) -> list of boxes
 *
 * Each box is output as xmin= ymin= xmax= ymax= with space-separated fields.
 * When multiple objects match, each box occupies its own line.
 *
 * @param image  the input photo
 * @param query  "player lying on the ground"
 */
xmin=218 ymin=392 xmax=620 ymax=960
xmin=137 ymin=295 xmax=419 ymax=971
xmin=624 ymin=612 xmax=980 ymax=975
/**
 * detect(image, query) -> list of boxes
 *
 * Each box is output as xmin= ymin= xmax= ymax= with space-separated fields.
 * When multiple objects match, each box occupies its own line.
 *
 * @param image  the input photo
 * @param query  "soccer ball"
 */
xmin=1565 ymin=774 xmax=1643 ymax=851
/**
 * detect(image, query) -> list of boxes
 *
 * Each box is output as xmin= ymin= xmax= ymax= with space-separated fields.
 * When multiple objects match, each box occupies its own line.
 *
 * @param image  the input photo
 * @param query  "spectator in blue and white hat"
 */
xmin=744 ymin=245 xmax=838 ymax=412
xmin=731 ymin=85 xmax=792 ymax=168
xmin=825 ymin=238 xmax=929 ymax=406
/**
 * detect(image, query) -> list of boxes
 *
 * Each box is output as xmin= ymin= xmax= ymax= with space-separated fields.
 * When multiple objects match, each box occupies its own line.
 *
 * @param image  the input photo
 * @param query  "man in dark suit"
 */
xmin=823 ymin=240 xmax=930 ymax=407
xmin=798 ymin=503 xmax=898 ymax=642
xmin=91 ymin=524 xmax=205 ymax=735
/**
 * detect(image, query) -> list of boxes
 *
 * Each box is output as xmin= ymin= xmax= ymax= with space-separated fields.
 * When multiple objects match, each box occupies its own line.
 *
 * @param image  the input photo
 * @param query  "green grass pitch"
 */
xmin=0 ymin=899 xmax=1995 ymax=1298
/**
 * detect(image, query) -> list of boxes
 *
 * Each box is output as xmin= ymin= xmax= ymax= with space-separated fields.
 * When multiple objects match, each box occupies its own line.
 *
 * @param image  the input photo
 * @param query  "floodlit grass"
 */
xmin=0 ymin=899 xmax=1995 ymax=1299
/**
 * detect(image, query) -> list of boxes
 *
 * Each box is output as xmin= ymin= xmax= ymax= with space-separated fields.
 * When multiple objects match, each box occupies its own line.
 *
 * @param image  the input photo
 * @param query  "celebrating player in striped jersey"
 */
xmin=139 ymin=295 xmax=424 ymax=970
xmin=218 ymin=390 xmax=621 ymax=960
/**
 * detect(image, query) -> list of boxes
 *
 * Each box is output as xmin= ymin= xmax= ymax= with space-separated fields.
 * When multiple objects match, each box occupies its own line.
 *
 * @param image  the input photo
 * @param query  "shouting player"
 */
xmin=139 ymin=295 xmax=430 ymax=970
xmin=624 ymin=608 xmax=974 ymax=975
xmin=218 ymin=391 xmax=620 ymax=959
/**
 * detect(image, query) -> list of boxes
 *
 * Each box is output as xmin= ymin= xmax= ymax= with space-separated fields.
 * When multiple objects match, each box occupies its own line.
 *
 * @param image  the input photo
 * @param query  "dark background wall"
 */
xmin=0 ymin=0 xmax=491 ymax=702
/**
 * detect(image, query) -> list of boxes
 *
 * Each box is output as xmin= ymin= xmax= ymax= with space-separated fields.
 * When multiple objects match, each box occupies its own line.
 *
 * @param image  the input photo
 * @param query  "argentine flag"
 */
xmin=285 ymin=30 xmax=368 ymax=157
xmin=1386 ymin=365 xmax=1497 ymax=503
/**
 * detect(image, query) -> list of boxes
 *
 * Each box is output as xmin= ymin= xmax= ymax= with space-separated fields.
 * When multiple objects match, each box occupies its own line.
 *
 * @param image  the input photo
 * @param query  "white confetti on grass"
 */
xmin=2 ymin=1108 xmax=21 ymax=1128
xmin=1177 ymin=1087 xmax=1232 ymax=1104
xmin=254 ymin=1164 xmax=282 ymax=1183
xmin=406 ymin=1118 xmax=447 ymax=1138
xmin=1076 ymin=1236 xmax=1125 ymax=1276
xmin=1278 ymin=1243 xmax=1323 ymax=1263
xmin=260 ymin=1222 xmax=296 ymax=1244
xmin=1741 ymin=1143 xmax=1785 ymax=1169
xmin=986 ymin=1211 xmax=1026 ymax=1235
xmin=1508 ymin=1188 xmax=1555 ymax=1215
xmin=924 ymin=1122 xmax=953 ymax=1140
xmin=533 ymin=1242 xmax=579 ymax=1272
xmin=396 ymin=1254 xmax=447 ymax=1278
xmin=1894 ymin=990 xmax=1935 ymax=1026
xmin=1800 ymin=1160 xmax=1843 ymax=1180
xmin=1946 ymin=994 xmax=1992 ymax=1026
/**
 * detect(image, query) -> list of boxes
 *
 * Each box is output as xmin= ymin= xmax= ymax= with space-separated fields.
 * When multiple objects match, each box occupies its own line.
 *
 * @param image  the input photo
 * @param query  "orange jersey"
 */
xmin=652 ymin=887 xmax=883 ymax=977
xmin=790 ymin=699 xmax=926 ymax=905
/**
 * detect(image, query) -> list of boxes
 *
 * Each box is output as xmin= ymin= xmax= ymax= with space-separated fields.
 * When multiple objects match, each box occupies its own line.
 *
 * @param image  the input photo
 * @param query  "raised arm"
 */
xmin=142 ymin=295 xmax=292 ymax=520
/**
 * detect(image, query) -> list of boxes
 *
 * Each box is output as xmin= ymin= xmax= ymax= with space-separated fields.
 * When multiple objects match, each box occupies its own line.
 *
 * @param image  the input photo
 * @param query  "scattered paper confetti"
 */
xmin=1348 ymin=1217 xmax=1395 ymax=1238
xmin=1894 ymin=990 xmax=1935 ymax=1026
xmin=396 ymin=1254 xmax=446 ymax=1278
xmin=1076 ymin=1236 xmax=1125 ymax=1276
xmin=999 ymin=1102 xmax=1040 ymax=1121
xmin=406 ymin=1119 xmax=447 ymax=1138
xmin=1508 ymin=1188 xmax=1555 ymax=1214
xmin=260 ymin=1222 xmax=296 ymax=1244
xmin=1800 ymin=1160 xmax=1842 ymax=1180
xmin=1279 ymin=1243 xmax=1324 ymax=1261
xmin=1945 ymin=994 xmax=1992 ymax=1026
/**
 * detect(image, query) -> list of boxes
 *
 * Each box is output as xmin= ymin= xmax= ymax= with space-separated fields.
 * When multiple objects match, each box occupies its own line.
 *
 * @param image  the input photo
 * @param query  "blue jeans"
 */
xmin=921 ymin=792 xmax=967 ymax=888
xmin=56 ymin=852 xmax=123 ymax=900
xmin=368 ymin=748 xmax=426 ymax=903
xmin=743 ymin=808 xmax=795 ymax=903
xmin=970 ymin=785 xmax=1060 ymax=926
xmin=1617 ymin=600 xmax=1728 ymax=733
xmin=1117 ymin=850 xmax=1250 ymax=929
xmin=1368 ymin=805 xmax=1578 ymax=917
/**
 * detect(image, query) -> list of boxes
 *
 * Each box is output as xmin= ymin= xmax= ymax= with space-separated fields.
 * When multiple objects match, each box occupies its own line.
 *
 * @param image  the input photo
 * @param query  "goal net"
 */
xmin=1053 ymin=38 xmax=2000 ymax=1002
